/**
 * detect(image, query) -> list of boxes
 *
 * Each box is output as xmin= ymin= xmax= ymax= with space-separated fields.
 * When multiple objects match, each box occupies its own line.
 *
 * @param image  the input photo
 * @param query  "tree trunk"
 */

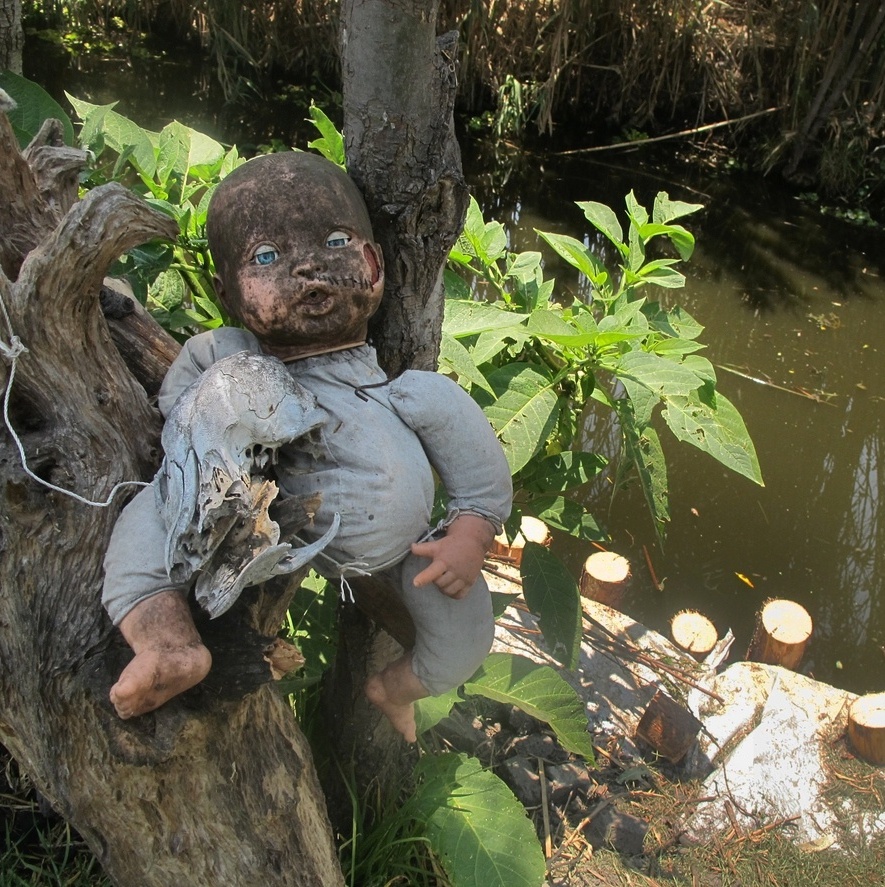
xmin=321 ymin=0 xmax=469 ymax=819
xmin=340 ymin=0 xmax=468 ymax=375
xmin=0 ymin=99 xmax=343 ymax=886
xmin=0 ymin=0 xmax=22 ymax=73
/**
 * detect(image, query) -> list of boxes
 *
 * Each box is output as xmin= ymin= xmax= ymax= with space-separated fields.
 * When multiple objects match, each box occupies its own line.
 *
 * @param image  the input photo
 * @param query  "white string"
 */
xmin=0 ymin=293 xmax=150 ymax=508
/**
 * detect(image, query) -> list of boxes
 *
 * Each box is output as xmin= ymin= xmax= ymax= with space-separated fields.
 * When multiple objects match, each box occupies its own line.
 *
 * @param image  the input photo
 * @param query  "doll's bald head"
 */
xmin=206 ymin=152 xmax=384 ymax=360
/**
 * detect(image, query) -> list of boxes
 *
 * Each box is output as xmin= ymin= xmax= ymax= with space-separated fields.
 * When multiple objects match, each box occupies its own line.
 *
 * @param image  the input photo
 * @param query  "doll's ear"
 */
xmin=365 ymin=242 xmax=384 ymax=285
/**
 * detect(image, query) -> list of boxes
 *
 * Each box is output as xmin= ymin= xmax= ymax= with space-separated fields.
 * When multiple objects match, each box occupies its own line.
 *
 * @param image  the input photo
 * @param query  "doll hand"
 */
xmin=411 ymin=514 xmax=496 ymax=600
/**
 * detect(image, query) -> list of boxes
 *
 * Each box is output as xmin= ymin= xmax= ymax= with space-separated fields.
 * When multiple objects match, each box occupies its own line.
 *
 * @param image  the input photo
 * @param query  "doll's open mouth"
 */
xmin=298 ymin=290 xmax=333 ymax=313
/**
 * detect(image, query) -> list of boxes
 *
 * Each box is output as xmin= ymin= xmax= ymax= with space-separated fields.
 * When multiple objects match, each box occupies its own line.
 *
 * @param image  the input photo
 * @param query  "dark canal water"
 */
xmin=25 ymin=40 xmax=885 ymax=695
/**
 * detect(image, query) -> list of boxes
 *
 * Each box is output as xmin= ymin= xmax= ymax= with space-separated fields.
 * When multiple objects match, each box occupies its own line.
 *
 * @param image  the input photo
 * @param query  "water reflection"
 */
xmin=462 ymin=137 xmax=885 ymax=694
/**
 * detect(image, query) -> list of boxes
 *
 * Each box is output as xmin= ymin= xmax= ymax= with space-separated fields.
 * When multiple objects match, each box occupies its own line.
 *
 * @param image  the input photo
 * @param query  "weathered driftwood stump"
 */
xmin=491 ymin=516 xmax=551 ymax=567
xmin=579 ymin=550 xmax=631 ymax=610
xmin=746 ymin=598 xmax=813 ymax=671
xmin=670 ymin=610 xmax=718 ymax=659
xmin=0 ymin=96 xmax=342 ymax=886
xmin=847 ymin=692 xmax=885 ymax=765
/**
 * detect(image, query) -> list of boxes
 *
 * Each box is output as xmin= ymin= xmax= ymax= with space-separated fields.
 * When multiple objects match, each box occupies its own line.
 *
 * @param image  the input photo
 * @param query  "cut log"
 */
xmin=579 ymin=550 xmax=631 ymax=610
xmin=670 ymin=610 xmax=718 ymax=659
xmin=491 ymin=516 xmax=551 ymax=567
xmin=635 ymin=689 xmax=703 ymax=763
xmin=847 ymin=692 xmax=885 ymax=766
xmin=746 ymin=599 xmax=813 ymax=671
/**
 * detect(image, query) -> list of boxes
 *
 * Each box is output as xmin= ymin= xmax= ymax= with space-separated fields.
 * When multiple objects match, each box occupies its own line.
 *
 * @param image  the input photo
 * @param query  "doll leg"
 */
xmin=109 ymin=589 xmax=212 ymax=719
xmin=364 ymin=554 xmax=495 ymax=742
xmin=103 ymin=486 xmax=211 ymax=719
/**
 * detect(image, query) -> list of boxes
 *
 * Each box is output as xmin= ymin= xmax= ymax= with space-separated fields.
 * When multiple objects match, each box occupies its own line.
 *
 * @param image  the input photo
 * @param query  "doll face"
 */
xmin=207 ymin=153 xmax=384 ymax=360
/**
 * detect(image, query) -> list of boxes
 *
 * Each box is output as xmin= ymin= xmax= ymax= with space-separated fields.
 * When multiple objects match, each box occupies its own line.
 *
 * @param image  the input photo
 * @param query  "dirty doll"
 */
xmin=102 ymin=152 xmax=512 ymax=742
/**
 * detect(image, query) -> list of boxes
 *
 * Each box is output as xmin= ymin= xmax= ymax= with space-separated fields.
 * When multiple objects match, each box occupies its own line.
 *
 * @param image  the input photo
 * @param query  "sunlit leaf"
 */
xmin=1 ymin=71 xmax=74 ymax=147
xmin=528 ymin=495 xmax=606 ymax=541
xmin=476 ymin=364 xmax=561 ymax=473
xmin=415 ymin=689 xmax=461 ymax=735
xmin=439 ymin=333 xmax=495 ymax=394
xmin=519 ymin=451 xmax=607 ymax=494
xmin=414 ymin=753 xmax=546 ymax=887
xmin=444 ymin=299 xmax=527 ymax=337
xmin=652 ymin=192 xmax=704 ymax=225
xmin=465 ymin=653 xmax=594 ymax=758
xmin=536 ymin=230 xmax=609 ymax=285
xmin=577 ymin=200 xmax=625 ymax=253
xmin=662 ymin=388 xmax=764 ymax=485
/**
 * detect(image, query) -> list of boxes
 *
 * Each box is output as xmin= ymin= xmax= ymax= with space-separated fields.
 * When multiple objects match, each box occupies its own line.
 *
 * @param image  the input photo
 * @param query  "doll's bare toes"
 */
xmin=364 ymin=674 xmax=418 ymax=743
xmin=110 ymin=643 xmax=211 ymax=719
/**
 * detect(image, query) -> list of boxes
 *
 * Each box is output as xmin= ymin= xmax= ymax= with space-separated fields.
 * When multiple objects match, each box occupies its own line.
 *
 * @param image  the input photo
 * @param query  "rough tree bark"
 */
xmin=0 ymin=103 xmax=342 ymax=885
xmin=323 ymin=0 xmax=469 ymax=816
xmin=0 ymin=0 xmax=23 ymax=74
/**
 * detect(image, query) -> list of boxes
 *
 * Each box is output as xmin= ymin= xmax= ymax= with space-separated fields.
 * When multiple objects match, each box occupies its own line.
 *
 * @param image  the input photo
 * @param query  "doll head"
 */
xmin=206 ymin=152 xmax=384 ymax=360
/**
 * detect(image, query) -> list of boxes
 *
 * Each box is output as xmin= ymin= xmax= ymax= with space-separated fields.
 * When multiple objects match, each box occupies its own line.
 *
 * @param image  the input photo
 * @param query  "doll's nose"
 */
xmin=289 ymin=257 xmax=325 ymax=278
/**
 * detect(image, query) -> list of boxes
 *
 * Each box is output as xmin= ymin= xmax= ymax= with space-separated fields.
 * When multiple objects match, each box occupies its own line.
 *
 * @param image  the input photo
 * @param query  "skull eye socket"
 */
xmin=253 ymin=244 xmax=279 ymax=266
xmin=325 ymin=230 xmax=352 ymax=249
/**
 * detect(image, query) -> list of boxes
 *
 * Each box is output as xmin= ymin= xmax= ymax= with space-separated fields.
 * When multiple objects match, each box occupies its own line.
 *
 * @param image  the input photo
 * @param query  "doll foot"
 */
xmin=110 ymin=643 xmax=212 ymax=719
xmin=364 ymin=673 xmax=418 ymax=743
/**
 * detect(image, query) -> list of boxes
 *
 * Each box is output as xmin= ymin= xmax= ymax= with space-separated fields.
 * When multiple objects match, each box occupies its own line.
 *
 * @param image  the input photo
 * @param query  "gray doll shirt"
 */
xmin=103 ymin=328 xmax=512 ymax=694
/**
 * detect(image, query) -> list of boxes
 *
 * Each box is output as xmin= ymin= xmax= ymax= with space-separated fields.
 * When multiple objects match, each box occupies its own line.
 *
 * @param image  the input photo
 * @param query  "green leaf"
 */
xmin=615 ymin=402 xmax=670 ymax=537
xmin=611 ymin=350 xmax=706 ymax=400
xmin=465 ymin=653 xmax=594 ymax=758
xmin=505 ymin=250 xmax=542 ymax=282
xmin=524 ymin=308 xmax=599 ymax=347
xmin=68 ymin=94 xmax=158 ymax=176
xmin=415 ymin=753 xmax=547 ymax=887
xmin=536 ymin=230 xmax=608 ymax=286
xmin=643 ymin=302 xmax=704 ymax=340
xmin=306 ymin=104 xmax=345 ymax=167
xmin=662 ymin=388 xmax=764 ymax=485
xmin=415 ymin=689 xmax=461 ymax=735
xmin=652 ymin=192 xmax=704 ymax=224
xmin=439 ymin=333 xmax=495 ymax=394
xmin=476 ymin=364 xmax=562 ymax=473
xmin=443 ymin=299 xmax=527 ymax=337
xmin=529 ymin=495 xmax=606 ymax=541
xmin=577 ymin=200 xmax=625 ymax=254
xmin=444 ymin=267 xmax=472 ymax=300
xmin=520 ymin=451 xmax=607 ymax=494
xmin=0 ymin=71 xmax=75 ymax=147
xmin=519 ymin=543 xmax=582 ymax=669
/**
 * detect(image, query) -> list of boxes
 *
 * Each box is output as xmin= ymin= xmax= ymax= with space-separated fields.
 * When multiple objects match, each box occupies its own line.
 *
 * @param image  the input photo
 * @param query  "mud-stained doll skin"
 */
xmin=103 ymin=153 xmax=512 ymax=742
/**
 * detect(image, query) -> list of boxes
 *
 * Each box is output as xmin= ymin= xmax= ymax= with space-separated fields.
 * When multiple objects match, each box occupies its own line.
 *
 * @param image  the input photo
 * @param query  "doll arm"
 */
xmin=389 ymin=371 xmax=512 ymax=596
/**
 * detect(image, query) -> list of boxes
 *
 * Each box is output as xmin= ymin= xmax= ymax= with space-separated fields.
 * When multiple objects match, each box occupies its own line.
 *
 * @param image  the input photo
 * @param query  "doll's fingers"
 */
xmin=411 ymin=559 xmax=447 ymax=588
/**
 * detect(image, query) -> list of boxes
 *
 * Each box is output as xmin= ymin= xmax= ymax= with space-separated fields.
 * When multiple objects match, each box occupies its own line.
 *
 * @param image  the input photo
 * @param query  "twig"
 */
xmin=538 ymin=758 xmax=553 ymax=858
xmin=643 ymin=545 xmax=664 ymax=591
xmin=717 ymin=363 xmax=837 ymax=405
xmin=555 ymin=107 xmax=781 ymax=155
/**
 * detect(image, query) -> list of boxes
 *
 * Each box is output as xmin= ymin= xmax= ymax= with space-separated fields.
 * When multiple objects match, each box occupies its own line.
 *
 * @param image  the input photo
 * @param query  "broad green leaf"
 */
xmin=651 ymin=337 xmax=707 ymax=357
xmin=637 ymin=222 xmax=695 ymax=260
xmin=157 ymin=120 xmax=190 ymax=186
xmin=653 ymin=192 xmax=704 ymax=224
xmin=643 ymin=302 xmax=704 ymax=340
xmin=610 ymin=350 xmax=706 ymax=399
xmin=637 ymin=263 xmax=686 ymax=289
xmin=0 ymin=71 xmax=74 ymax=147
xmin=444 ymin=267 xmax=472 ymax=300
xmin=524 ymin=308 xmax=599 ymax=347
xmin=415 ymin=689 xmax=461 ymax=735
xmin=439 ymin=333 xmax=495 ymax=394
xmin=443 ymin=299 xmax=527 ymax=337
xmin=520 ymin=542 xmax=582 ymax=668
xmin=68 ymin=94 xmax=158 ymax=176
xmin=415 ymin=753 xmax=546 ymax=887
xmin=662 ymin=388 xmax=763 ymax=485
xmin=506 ymin=250 xmax=542 ymax=281
xmin=465 ymin=653 xmax=594 ymax=758
xmin=625 ymin=190 xmax=649 ymax=228
xmin=520 ymin=451 xmax=607 ymax=494
xmin=476 ymin=364 xmax=562 ymax=473
xmin=615 ymin=402 xmax=670 ymax=537
xmin=306 ymin=104 xmax=345 ymax=166
xmin=536 ymin=230 xmax=608 ymax=285
xmin=577 ymin=200 xmax=625 ymax=254
xmin=472 ymin=328 xmax=525 ymax=365
xmin=528 ymin=495 xmax=606 ymax=541
xmin=185 ymin=129 xmax=226 ymax=179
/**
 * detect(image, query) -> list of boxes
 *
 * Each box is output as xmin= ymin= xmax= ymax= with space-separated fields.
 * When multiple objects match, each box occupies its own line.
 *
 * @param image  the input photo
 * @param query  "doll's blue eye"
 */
xmin=253 ymin=245 xmax=279 ymax=266
xmin=326 ymin=231 xmax=352 ymax=248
